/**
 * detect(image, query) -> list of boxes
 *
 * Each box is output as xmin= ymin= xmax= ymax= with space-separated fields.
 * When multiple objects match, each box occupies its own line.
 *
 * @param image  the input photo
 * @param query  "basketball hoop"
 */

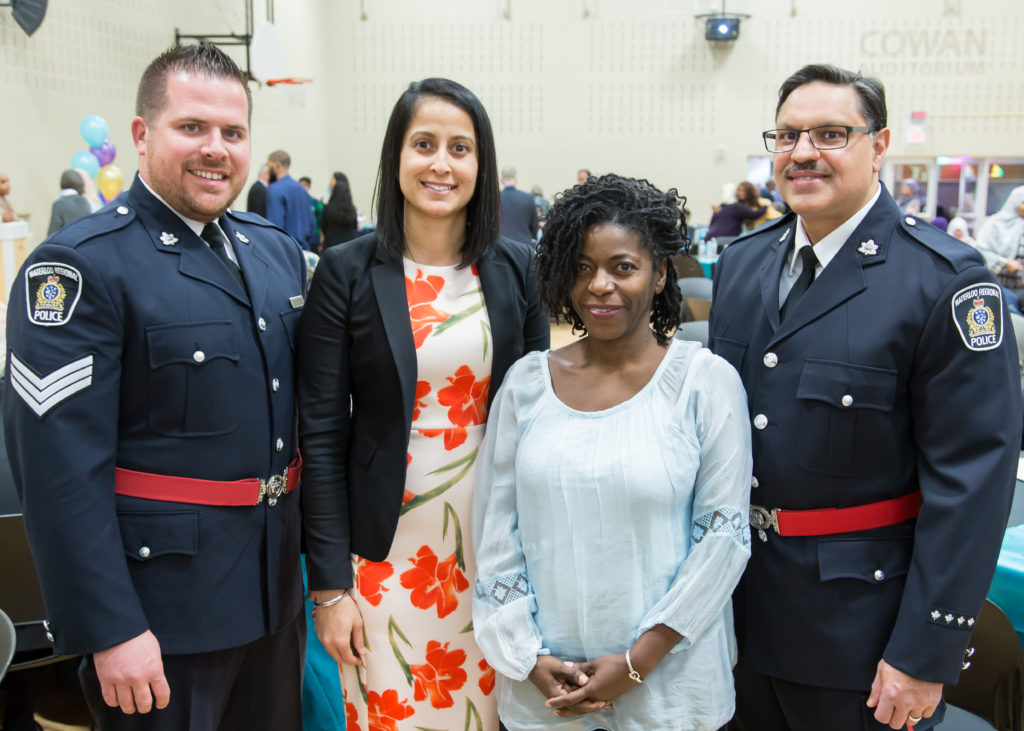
xmin=266 ymin=77 xmax=313 ymax=86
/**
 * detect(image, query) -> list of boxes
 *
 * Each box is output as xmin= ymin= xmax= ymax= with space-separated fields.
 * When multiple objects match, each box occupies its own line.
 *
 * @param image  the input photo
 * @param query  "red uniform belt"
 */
xmin=749 ymin=490 xmax=922 ymax=537
xmin=114 ymin=457 xmax=301 ymax=506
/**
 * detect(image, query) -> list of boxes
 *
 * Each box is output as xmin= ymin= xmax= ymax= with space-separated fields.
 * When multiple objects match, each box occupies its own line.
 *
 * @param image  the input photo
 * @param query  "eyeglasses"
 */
xmin=763 ymin=125 xmax=872 ymax=153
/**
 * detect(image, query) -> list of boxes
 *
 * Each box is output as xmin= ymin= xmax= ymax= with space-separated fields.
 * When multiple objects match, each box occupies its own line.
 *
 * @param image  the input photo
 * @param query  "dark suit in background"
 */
xmin=500 ymin=185 xmax=539 ymax=245
xmin=47 ymin=192 xmax=92 ymax=236
xmin=246 ymin=179 xmax=267 ymax=217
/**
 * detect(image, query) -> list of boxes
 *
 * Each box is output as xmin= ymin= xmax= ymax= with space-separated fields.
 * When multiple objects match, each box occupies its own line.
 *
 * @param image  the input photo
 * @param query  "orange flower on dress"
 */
xmin=406 ymin=271 xmax=449 ymax=348
xmin=355 ymin=557 xmax=394 ymax=607
xmin=420 ymin=427 xmax=467 ymax=451
xmin=402 ymin=488 xmax=415 ymax=504
xmin=366 ymin=689 xmax=414 ymax=731
xmin=410 ymin=640 xmax=468 ymax=709
xmin=412 ymin=381 xmax=431 ymax=422
xmin=400 ymin=545 xmax=469 ymax=618
xmin=478 ymin=658 xmax=496 ymax=695
xmin=437 ymin=365 xmax=490 ymax=427
xmin=345 ymin=699 xmax=361 ymax=731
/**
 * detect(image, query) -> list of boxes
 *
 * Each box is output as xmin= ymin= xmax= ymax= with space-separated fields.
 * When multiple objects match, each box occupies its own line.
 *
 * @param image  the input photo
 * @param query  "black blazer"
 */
xmin=298 ymin=233 xmax=550 ymax=589
xmin=499 ymin=186 xmax=539 ymax=245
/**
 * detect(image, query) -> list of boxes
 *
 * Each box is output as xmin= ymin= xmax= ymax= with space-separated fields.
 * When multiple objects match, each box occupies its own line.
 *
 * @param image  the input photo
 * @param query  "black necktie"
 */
xmin=780 ymin=245 xmax=818 ymax=321
xmin=201 ymin=223 xmax=245 ymax=288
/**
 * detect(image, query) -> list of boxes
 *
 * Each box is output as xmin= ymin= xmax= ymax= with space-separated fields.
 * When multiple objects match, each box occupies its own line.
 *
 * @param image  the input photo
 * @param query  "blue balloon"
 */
xmin=72 ymin=151 xmax=100 ymax=180
xmin=79 ymin=115 xmax=109 ymax=148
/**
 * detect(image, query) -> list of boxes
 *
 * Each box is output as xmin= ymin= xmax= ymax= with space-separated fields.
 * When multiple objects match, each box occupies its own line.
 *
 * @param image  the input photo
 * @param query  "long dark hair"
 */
xmin=372 ymin=78 xmax=500 ymax=268
xmin=323 ymin=173 xmax=357 ymax=229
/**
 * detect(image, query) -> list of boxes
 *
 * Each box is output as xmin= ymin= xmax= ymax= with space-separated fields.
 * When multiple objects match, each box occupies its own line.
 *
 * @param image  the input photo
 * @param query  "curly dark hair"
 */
xmin=536 ymin=174 xmax=687 ymax=345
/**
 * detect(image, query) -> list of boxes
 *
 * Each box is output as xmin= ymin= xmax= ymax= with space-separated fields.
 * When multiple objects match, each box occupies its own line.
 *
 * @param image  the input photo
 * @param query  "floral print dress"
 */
xmin=342 ymin=259 xmax=498 ymax=731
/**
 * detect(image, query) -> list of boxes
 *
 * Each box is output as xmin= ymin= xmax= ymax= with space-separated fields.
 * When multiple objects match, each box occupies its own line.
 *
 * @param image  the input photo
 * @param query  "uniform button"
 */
xmin=42 ymin=619 xmax=50 ymax=631
xmin=46 ymin=631 xmax=55 ymax=643
xmin=272 ymin=378 xmax=280 ymax=392
xmin=751 ymin=476 xmax=759 ymax=488
xmin=841 ymin=394 xmax=854 ymax=407
xmin=193 ymin=350 xmax=205 ymax=363
xmin=763 ymin=352 xmax=778 ymax=368
xmin=275 ymin=438 xmax=284 ymax=452
xmin=753 ymin=414 xmax=768 ymax=430
xmin=873 ymin=569 xmax=885 ymax=582
xmin=258 ymin=317 xmax=267 ymax=331
xmin=905 ymin=217 xmax=916 ymax=226
xmin=116 ymin=206 xmax=129 ymax=215
xmin=138 ymin=546 xmax=151 ymax=559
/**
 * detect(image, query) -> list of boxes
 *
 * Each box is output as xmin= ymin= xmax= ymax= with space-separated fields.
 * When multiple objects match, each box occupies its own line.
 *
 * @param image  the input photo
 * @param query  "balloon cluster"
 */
xmin=71 ymin=115 xmax=124 ymax=202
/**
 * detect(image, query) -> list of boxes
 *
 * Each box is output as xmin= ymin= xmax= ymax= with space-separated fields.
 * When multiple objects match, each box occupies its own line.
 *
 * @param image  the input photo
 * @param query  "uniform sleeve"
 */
xmin=297 ymin=249 xmax=355 ymax=589
xmin=2 ymin=245 xmax=149 ymax=655
xmin=636 ymin=353 xmax=752 ymax=648
xmin=471 ymin=371 xmax=546 ymax=681
xmin=883 ymin=265 xmax=1021 ymax=683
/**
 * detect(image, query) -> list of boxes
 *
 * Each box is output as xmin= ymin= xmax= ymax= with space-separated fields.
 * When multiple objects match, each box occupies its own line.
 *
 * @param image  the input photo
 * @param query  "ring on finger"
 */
xmin=908 ymin=714 xmax=922 ymax=724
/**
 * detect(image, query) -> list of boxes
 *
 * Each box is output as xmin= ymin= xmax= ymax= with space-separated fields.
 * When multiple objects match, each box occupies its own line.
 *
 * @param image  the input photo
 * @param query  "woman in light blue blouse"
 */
xmin=472 ymin=174 xmax=753 ymax=731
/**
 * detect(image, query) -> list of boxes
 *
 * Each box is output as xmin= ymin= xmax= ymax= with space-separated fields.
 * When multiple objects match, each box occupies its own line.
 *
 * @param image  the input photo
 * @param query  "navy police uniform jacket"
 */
xmin=709 ymin=185 xmax=1021 ymax=690
xmin=2 ymin=177 xmax=307 ymax=657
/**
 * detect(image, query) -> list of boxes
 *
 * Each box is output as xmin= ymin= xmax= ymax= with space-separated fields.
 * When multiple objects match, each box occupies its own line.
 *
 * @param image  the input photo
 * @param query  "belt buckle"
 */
xmin=749 ymin=505 xmax=779 ymax=542
xmin=259 ymin=469 xmax=288 ymax=507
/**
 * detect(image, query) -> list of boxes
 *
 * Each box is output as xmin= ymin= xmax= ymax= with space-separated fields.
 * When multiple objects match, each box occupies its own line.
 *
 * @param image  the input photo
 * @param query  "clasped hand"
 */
xmin=529 ymin=653 xmax=639 ymax=718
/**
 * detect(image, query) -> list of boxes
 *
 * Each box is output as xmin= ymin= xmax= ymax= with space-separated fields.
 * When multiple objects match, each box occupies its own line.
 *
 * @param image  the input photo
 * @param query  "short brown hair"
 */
xmin=136 ymin=43 xmax=252 ymax=123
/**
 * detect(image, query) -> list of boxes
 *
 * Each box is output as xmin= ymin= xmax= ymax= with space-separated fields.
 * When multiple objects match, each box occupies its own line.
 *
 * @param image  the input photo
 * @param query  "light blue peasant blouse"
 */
xmin=472 ymin=339 xmax=753 ymax=731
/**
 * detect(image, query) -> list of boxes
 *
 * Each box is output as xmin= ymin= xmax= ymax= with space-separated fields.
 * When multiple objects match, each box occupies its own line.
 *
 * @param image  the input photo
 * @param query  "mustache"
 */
xmin=784 ymin=161 xmax=828 ymax=176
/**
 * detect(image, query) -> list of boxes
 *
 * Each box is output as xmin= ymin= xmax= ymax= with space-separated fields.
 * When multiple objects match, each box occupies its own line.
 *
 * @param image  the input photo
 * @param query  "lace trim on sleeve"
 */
xmin=474 ymin=571 xmax=533 ymax=607
xmin=691 ymin=506 xmax=750 ymax=548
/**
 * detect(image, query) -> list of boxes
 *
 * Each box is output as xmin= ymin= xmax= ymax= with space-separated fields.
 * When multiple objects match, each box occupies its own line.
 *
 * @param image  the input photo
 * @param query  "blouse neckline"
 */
xmin=540 ymin=338 xmax=680 ymax=417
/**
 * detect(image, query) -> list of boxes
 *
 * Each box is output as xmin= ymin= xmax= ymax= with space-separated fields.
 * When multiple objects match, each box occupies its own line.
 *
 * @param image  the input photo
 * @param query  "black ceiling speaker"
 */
xmin=1 ymin=0 xmax=48 ymax=36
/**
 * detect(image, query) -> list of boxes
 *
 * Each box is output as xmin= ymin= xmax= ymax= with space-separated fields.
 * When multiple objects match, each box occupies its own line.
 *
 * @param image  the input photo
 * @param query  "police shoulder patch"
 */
xmin=25 ymin=261 xmax=83 ymax=327
xmin=951 ymin=283 xmax=1003 ymax=351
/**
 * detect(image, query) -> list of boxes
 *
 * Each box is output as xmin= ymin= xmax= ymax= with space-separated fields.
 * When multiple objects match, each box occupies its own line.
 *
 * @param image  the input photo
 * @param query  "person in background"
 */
xmin=947 ymin=216 xmax=974 ymax=246
xmin=298 ymin=77 xmax=549 ymax=731
xmin=47 ymin=169 xmax=93 ymax=235
xmin=577 ymin=169 xmax=591 ymax=185
xmin=743 ymin=180 xmax=783 ymax=231
xmin=974 ymin=186 xmax=1024 ymax=303
xmin=247 ymin=163 xmax=269 ymax=216
xmin=711 ymin=63 xmax=1020 ymax=731
xmin=473 ymin=173 xmax=751 ymax=731
xmin=499 ymin=166 xmax=540 ymax=245
xmin=0 ymin=172 xmax=19 ymax=222
xmin=320 ymin=172 xmax=359 ymax=250
xmin=4 ymin=43 xmax=307 ymax=730
xmin=299 ymin=176 xmax=324 ymax=247
xmin=896 ymin=177 xmax=924 ymax=215
xmin=531 ymin=184 xmax=550 ymax=219
xmin=75 ymin=168 xmax=103 ymax=212
xmin=266 ymin=149 xmax=317 ymax=250
xmin=707 ymin=181 xmax=766 ymax=239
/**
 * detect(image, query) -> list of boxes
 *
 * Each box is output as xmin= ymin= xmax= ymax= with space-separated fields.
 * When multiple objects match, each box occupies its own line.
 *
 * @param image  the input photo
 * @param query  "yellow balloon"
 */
xmin=97 ymin=164 xmax=123 ymax=200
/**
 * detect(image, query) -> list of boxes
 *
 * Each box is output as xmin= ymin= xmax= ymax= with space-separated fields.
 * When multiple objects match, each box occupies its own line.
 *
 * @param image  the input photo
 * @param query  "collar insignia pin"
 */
xmin=159 ymin=232 xmax=178 ymax=246
xmin=779 ymin=228 xmax=791 ymax=243
xmin=857 ymin=239 xmax=878 ymax=256
xmin=235 ymin=231 xmax=250 ymax=244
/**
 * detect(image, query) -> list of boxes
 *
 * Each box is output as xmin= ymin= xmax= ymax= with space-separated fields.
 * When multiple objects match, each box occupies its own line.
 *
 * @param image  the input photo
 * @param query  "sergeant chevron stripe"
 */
xmin=9 ymin=353 xmax=94 ymax=417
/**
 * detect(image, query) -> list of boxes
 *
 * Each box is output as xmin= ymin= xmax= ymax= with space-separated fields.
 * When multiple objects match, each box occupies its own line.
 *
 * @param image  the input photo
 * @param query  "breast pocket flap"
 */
xmin=146 ymin=321 xmax=240 ymax=369
xmin=797 ymin=360 xmax=897 ymax=412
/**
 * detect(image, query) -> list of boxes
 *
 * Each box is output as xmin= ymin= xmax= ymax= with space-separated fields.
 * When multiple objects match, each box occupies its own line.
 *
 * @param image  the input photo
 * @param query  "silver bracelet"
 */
xmin=625 ymin=648 xmax=643 ymax=684
xmin=313 ymin=590 xmax=348 ymax=607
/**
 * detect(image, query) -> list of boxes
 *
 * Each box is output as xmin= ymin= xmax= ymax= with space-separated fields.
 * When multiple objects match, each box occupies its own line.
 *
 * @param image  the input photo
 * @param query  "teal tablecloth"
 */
xmin=988 ymin=524 xmax=1024 ymax=648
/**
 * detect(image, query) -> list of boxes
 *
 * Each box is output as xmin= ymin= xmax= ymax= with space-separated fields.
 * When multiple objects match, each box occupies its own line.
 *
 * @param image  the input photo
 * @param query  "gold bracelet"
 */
xmin=625 ymin=648 xmax=643 ymax=684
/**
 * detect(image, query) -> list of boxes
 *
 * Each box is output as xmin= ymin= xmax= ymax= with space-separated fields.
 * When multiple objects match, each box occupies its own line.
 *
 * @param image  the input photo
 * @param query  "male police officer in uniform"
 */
xmin=3 ymin=44 xmax=307 ymax=729
xmin=710 ymin=64 xmax=1021 ymax=730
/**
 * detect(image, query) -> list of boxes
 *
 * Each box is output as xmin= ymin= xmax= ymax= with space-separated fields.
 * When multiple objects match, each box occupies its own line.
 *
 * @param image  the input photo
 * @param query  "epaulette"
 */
xmin=898 ymin=214 xmax=984 ymax=273
xmin=44 ymin=202 xmax=135 ymax=250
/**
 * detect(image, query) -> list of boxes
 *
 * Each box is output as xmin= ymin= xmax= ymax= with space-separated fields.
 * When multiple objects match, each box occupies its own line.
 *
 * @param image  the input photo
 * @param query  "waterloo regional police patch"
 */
xmin=25 ymin=262 xmax=83 ymax=327
xmin=951 ymin=283 xmax=1003 ymax=351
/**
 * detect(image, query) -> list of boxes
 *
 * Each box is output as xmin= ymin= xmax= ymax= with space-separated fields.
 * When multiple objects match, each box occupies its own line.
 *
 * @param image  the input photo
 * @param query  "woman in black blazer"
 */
xmin=298 ymin=78 xmax=549 ymax=729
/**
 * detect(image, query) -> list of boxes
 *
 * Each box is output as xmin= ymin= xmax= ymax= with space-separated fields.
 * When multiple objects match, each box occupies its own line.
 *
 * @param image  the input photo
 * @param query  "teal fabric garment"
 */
xmin=472 ymin=340 xmax=753 ymax=731
xmin=302 ymin=555 xmax=346 ymax=731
